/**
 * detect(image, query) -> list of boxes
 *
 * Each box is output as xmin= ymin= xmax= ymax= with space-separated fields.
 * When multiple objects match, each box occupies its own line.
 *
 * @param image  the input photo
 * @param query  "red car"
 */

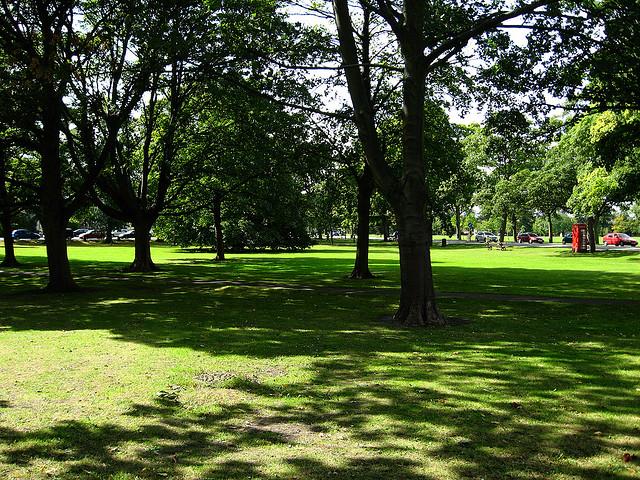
xmin=602 ymin=232 xmax=638 ymax=246
xmin=516 ymin=232 xmax=544 ymax=244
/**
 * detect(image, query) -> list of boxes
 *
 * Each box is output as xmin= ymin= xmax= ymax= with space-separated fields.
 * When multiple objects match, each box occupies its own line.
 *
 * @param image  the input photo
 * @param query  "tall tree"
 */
xmin=527 ymin=161 xmax=576 ymax=243
xmin=329 ymin=0 xmax=590 ymax=325
xmin=349 ymin=163 xmax=375 ymax=278
xmin=91 ymin=66 xmax=194 ymax=271
xmin=568 ymin=166 xmax=618 ymax=252
xmin=0 ymin=0 xmax=79 ymax=289
xmin=0 ymin=0 xmax=162 ymax=290
xmin=560 ymin=110 xmax=640 ymax=250
xmin=154 ymin=84 xmax=326 ymax=259
xmin=319 ymin=122 xmax=376 ymax=278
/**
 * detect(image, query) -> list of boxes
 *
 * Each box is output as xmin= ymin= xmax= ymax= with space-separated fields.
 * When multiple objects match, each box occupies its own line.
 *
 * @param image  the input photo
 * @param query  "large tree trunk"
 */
xmin=1 ymin=210 xmax=19 ymax=268
xmin=392 ymin=0 xmax=445 ymax=326
xmin=548 ymin=214 xmax=553 ymax=244
xmin=394 ymin=210 xmax=445 ymax=326
xmin=499 ymin=212 xmax=508 ymax=242
xmin=426 ymin=215 xmax=433 ymax=247
xmin=103 ymin=219 xmax=113 ymax=244
xmin=213 ymin=191 xmax=225 ymax=262
xmin=333 ymin=0 xmax=445 ymax=326
xmin=351 ymin=165 xmax=374 ymax=279
xmin=454 ymin=205 xmax=461 ymax=240
xmin=512 ymin=214 xmax=517 ymax=242
xmin=40 ymin=91 xmax=77 ymax=292
xmin=128 ymin=217 xmax=156 ymax=271
xmin=587 ymin=216 xmax=597 ymax=253
xmin=0 ymin=148 xmax=19 ymax=268
xmin=382 ymin=213 xmax=389 ymax=241
xmin=41 ymin=203 xmax=76 ymax=291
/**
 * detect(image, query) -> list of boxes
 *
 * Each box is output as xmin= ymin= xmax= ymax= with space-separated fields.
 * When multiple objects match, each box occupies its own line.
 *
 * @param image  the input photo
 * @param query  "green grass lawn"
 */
xmin=0 ymin=243 xmax=639 ymax=479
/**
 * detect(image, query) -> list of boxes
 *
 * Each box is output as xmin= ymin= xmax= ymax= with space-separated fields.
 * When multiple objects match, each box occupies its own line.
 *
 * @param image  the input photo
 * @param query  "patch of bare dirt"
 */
xmin=194 ymin=371 xmax=237 ymax=384
xmin=238 ymin=417 xmax=319 ymax=442
xmin=194 ymin=367 xmax=288 ymax=386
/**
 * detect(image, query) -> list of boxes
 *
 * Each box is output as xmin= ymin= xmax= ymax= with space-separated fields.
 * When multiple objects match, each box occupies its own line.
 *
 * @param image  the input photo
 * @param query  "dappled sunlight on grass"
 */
xmin=3 ymin=242 xmax=640 ymax=300
xmin=0 ymin=244 xmax=639 ymax=478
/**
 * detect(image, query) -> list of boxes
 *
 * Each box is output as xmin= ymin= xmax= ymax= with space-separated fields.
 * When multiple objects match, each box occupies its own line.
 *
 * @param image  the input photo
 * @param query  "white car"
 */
xmin=115 ymin=230 xmax=135 ymax=240
xmin=475 ymin=231 xmax=498 ymax=242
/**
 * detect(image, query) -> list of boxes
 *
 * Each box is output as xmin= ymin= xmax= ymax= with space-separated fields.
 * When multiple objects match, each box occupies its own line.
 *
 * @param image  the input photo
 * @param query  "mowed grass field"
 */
xmin=0 ymin=242 xmax=639 ymax=479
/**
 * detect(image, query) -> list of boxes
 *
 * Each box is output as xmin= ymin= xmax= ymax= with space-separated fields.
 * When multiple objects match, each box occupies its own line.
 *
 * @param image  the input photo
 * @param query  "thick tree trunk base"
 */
xmin=350 ymin=267 xmax=373 ymax=279
xmin=393 ymin=299 xmax=447 ymax=327
xmin=214 ymin=254 xmax=225 ymax=262
xmin=129 ymin=224 xmax=156 ymax=272
xmin=2 ymin=214 xmax=19 ymax=268
xmin=43 ymin=279 xmax=80 ymax=293
xmin=126 ymin=260 xmax=158 ymax=273
xmin=0 ymin=258 xmax=20 ymax=268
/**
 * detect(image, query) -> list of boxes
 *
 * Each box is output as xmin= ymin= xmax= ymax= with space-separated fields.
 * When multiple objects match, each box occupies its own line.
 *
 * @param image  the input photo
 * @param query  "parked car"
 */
xmin=562 ymin=233 xmax=573 ymax=245
xmin=11 ymin=229 xmax=40 ymax=240
xmin=78 ymin=230 xmax=104 ymax=241
xmin=602 ymin=232 xmax=638 ymax=247
xmin=111 ymin=229 xmax=129 ymax=237
xmin=517 ymin=232 xmax=544 ymax=244
xmin=475 ymin=231 xmax=498 ymax=242
xmin=73 ymin=228 xmax=90 ymax=237
xmin=115 ymin=230 xmax=135 ymax=240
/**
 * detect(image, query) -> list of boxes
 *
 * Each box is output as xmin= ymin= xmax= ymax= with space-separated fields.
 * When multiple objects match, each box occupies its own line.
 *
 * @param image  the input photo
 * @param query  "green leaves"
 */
xmin=567 ymin=165 xmax=618 ymax=218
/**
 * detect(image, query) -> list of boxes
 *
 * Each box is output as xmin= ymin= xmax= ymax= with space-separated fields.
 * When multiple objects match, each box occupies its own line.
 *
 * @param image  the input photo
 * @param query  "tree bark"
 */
xmin=426 ymin=215 xmax=433 ymax=247
xmin=103 ymin=219 xmax=113 ymax=244
xmin=512 ymin=214 xmax=517 ymax=242
xmin=1 ymin=210 xmax=19 ymax=268
xmin=213 ymin=191 xmax=225 ymax=262
xmin=41 ymin=205 xmax=77 ymax=291
xmin=454 ymin=205 xmax=461 ymax=240
xmin=499 ymin=212 xmax=508 ymax=242
xmin=128 ymin=217 xmax=156 ymax=271
xmin=333 ymin=0 xmax=446 ymax=326
xmin=394 ymin=209 xmax=445 ymax=326
xmin=351 ymin=165 xmax=374 ymax=278
xmin=40 ymin=89 xmax=78 ymax=292
xmin=0 ymin=147 xmax=19 ymax=268
xmin=548 ymin=214 xmax=553 ymax=243
xmin=394 ymin=0 xmax=445 ymax=326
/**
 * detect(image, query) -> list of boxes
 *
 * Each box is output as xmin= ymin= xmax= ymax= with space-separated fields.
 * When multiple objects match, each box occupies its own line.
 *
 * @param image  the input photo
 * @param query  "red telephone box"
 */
xmin=572 ymin=223 xmax=588 ymax=253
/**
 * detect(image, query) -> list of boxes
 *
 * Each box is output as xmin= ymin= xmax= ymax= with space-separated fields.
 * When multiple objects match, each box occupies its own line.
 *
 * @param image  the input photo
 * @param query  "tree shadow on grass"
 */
xmin=1 ymin=285 xmax=639 ymax=478
xmin=552 ymin=249 xmax=640 ymax=259
xmin=1 ymin=253 xmax=639 ymax=478
xmin=3 ymin=242 xmax=639 ymax=299
xmin=0 ymin=326 xmax=638 ymax=479
xmin=0 ymin=398 xmax=433 ymax=479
